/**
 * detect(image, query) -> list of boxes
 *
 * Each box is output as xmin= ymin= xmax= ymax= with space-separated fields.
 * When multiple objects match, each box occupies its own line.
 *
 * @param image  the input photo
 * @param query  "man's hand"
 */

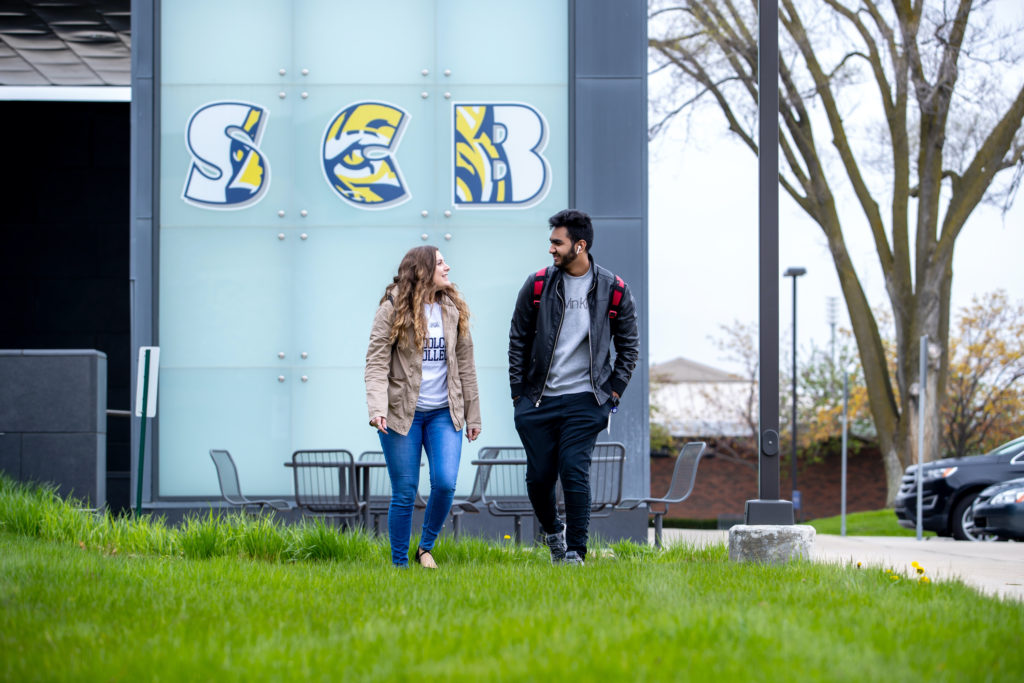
xmin=370 ymin=416 xmax=388 ymax=434
xmin=466 ymin=427 xmax=481 ymax=442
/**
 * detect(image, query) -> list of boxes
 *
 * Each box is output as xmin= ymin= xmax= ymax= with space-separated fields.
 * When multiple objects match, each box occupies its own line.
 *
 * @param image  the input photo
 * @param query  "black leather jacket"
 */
xmin=508 ymin=255 xmax=640 ymax=406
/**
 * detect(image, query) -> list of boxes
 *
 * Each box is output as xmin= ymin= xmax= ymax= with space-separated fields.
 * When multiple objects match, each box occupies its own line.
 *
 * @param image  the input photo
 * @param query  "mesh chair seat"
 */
xmin=471 ymin=447 xmax=533 ymax=541
xmin=620 ymin=441 xmax=706 ymax=548
xmin=209 ymin=449 xmax=292 ymax=515
xmin=289 ymin=450 xmax=364 ymax=527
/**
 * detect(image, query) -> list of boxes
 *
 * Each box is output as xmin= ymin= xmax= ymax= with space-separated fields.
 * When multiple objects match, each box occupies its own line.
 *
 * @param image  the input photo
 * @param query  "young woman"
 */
xmin=364 ymin=246 xmax=481 ymax=568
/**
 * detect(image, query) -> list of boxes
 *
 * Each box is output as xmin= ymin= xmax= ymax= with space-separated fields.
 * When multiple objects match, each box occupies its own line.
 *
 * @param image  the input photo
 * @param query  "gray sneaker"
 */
xmin=544 ymin=526 xmax=567 ymax=563
xmin=563 ymin=550 xmax=584 ymax=566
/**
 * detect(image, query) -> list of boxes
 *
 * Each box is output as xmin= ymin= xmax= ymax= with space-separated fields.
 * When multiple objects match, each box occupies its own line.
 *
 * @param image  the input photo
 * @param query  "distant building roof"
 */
xmin=651 ymin=357 xmax=745 ymax=384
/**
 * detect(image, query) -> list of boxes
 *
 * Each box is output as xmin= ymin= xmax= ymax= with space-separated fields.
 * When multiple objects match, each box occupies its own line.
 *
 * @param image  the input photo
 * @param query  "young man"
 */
xmin=508 ymin=209 xmax=640 ymax=565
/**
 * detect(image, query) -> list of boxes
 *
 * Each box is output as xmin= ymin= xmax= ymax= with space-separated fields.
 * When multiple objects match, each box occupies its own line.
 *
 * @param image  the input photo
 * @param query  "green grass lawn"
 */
xmin=3 ymin=533 xmax=1022 ymax=682
xmin=807 ymin=509 xmax=936 ymax=537
xmin=2 ymin=477 xmax=1022 ymax=681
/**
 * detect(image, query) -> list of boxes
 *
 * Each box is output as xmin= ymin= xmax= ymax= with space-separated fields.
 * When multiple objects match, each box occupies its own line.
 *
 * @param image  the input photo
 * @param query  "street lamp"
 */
xmin=783 ymin=266 xmax=806 ymax=519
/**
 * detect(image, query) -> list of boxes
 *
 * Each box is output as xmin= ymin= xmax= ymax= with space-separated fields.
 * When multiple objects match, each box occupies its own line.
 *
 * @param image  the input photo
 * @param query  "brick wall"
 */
xmin=650 ymin=441 xmax=888 ymax=521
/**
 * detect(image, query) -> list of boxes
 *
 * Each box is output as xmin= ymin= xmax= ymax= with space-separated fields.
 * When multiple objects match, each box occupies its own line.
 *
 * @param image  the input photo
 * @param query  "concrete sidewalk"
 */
xmin=653 ymin=528 xmax=1024 ymax=602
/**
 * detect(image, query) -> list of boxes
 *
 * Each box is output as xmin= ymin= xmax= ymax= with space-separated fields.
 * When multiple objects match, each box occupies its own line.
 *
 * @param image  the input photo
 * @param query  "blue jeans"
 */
xmin=379 ymin=407 xmax=462 ymax=566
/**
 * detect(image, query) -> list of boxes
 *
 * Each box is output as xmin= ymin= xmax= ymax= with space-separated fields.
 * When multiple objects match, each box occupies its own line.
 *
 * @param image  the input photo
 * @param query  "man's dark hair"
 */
xmin=548 ymin=209 xmax=594 ymax=251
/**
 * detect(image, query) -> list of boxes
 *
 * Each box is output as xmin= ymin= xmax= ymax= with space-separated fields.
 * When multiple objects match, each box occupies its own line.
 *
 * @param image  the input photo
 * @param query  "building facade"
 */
xmin=128 ymin=0 xmax=651 ymax=521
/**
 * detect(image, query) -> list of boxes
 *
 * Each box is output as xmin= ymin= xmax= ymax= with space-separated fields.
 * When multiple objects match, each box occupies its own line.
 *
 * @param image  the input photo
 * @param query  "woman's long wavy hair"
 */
xmin=381 ymin=245 xmax=471 ymax=348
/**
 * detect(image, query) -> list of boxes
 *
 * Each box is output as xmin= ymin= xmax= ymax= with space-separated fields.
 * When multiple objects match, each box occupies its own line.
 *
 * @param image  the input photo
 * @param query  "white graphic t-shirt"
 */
xmin=417 ymin=303 xmax=449 ymax=410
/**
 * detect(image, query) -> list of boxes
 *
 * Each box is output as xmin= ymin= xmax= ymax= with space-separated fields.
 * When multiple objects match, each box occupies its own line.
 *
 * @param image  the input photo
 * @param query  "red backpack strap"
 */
xmin=608 ymin=275 xmax=625 ymax=319
xmin=532 ymin=268 xmax=548 ymax=308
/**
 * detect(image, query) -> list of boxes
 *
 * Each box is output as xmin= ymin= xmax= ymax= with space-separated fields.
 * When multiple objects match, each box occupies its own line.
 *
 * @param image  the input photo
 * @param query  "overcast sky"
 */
xmin=647 ymin=2 xmax=1024 ymax=373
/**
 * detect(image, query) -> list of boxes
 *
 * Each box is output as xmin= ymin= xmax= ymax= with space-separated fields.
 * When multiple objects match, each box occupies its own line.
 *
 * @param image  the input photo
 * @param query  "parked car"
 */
xmin=971 ymin=477 xmax=1024 ymax=541
xmin=893 ymin=435 xmax=1024 ymax=541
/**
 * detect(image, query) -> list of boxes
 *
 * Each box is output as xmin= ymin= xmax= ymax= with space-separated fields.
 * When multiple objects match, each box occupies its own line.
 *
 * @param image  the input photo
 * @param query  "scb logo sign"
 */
xmin=322 ymin=102 xmax=411 ymax=209
xmin=182 ymin=102 xmax=270 ymax=209
xmin=454 ymin=103 xmax=549 ymax=208
xmin=182 ymin=99 xmax=551 ymax=211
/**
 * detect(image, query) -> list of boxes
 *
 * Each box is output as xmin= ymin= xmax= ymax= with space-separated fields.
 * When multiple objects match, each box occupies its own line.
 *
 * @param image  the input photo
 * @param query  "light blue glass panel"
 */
xmin=162 ymin=0 xmax=293 ymax=86
xmin=290 ymin=227 xmax=438 ymax=367
xmin=436 ymin=0 xmax=568 ymax=85
xmin=293 ymin=0 xmax=435 ymax=85
xmin=158 ymin=368 xmax=292 ymax=497
xmin=438 ymin=225 xmax=559 ymax=370
xmin=159 ymin=227 xmax=293 ymax=369
xmin=291 ymin=86 xmax=437 ymax=226
xmin=442 ymin=86 xmax=567 ymax=224
xmin=161 ymin=86 xmax=295 ymax=229
xmin=289 ymin=367 xmax=370 ymax=454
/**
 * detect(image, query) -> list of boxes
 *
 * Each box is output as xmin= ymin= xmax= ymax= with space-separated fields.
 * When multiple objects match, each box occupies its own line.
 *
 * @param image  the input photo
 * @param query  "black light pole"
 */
xmin=784 ymin=267 xmax=806 ymax=519
xmin=746 ymin=0 xmax=794 ymax=525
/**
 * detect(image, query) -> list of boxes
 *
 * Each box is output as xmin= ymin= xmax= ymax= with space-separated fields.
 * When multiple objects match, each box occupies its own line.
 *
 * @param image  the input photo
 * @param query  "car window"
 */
xmin=988 ymin=435 xmax=1024 ymax=458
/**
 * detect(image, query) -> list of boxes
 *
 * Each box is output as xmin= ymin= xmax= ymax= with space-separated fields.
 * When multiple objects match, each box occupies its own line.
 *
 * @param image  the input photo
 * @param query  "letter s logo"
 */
xmin=453 ymin=103 xmax=550 ymax=208
xmin=322 ymin=102 xmax=411 ymax=209
xmin=182 ymin=102 xmax=270 ymax=209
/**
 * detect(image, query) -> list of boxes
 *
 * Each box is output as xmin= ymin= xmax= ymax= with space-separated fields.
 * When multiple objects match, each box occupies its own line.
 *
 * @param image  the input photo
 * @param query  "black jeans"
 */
xmin=514 ymin=392 xmax=610 ymax=557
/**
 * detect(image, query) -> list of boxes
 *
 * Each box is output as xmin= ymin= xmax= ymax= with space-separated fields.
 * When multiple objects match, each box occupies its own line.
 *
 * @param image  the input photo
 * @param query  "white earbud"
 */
xmin=576 ymin=246 xmax=581 ymax=254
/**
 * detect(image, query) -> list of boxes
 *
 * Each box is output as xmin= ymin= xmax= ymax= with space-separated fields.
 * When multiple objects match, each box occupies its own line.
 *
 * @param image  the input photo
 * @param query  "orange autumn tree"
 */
xmin=943 ymin=290 xmax=1024 ymax=458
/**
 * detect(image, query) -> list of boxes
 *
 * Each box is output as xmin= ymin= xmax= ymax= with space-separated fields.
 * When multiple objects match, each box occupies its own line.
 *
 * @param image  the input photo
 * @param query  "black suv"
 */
xmin=894 ymin=435 xmax=1024 ymax=541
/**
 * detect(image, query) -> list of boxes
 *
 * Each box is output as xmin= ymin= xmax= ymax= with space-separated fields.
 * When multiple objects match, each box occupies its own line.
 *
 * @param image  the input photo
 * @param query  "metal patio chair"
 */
xmin=208 ymin=449 xmax=292 ymax=515
xmin=471 ymin=446 xmax=534 ymax=542
xmin=288 ymin=450 xmax=365 ymax=528
xmin=620 ymin=441 xmax=707 ymax=548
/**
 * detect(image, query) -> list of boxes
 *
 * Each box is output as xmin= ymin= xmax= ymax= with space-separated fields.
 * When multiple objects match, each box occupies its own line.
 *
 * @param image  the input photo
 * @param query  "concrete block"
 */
xmin=729 ymin=524 xmax=816 ymax=564
xmin=0 ymin=432 xmax=22 ymax=479
xmin=0 ymin=350 xmax=106 ymax=433
xmin=22 ymin=432 xmax=106 ymax=507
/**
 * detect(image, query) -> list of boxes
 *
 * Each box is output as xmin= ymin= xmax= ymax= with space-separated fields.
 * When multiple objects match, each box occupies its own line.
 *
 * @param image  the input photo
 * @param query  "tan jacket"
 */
xmin=364 ymin=294 xmax=482 ymax=436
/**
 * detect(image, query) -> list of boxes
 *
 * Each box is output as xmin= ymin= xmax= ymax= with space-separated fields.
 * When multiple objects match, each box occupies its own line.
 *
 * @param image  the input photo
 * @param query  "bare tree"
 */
xmin=650 ymin=0 xmax=1024 ymax=502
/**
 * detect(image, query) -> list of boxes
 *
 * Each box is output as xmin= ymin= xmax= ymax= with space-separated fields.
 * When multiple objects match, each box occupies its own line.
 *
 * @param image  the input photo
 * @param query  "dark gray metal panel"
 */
xmin=574 ymin=0 xmax=647 ymax=77
xmin=0 ymin=351 xmax=107 ymax=433
xmin=131 ymin=0 xmax=157 ymax=505
xmin=573 ymin=78 xmax=645 ymax=218
xmin=571 ymin=0 xmax=648 ymax=517
xmin=591 ymin=218 xmax=649 ymax=501
xmin=590 ymin=219 xmax=645 ymax=295
xmin=0 ymin=432 xmax=22 ymax=479
xmin=22 ymin=432 xmax=106 ymax=506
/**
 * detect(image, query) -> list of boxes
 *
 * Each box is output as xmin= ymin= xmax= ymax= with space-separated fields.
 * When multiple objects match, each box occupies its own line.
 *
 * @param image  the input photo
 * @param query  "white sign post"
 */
xmin=135 ymin=346 xmax=160 ymax=418
xmin=134 ymin=346 xmax=160 ymax=515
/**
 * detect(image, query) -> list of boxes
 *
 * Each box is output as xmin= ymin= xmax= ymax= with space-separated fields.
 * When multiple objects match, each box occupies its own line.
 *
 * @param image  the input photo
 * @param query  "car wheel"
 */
xmin=951 ymin=494 xmax=998 ymax=542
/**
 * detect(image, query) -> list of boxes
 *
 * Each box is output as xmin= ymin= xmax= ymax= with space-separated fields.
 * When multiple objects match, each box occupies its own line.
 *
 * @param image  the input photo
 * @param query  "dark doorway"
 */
xmin=0 ymin=100 xmax=131 ymax=512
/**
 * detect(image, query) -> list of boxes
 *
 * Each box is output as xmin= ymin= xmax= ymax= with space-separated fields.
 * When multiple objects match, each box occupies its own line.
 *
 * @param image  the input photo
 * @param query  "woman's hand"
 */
xmin=466 ymin=427 xmax=481 ymax=442
xmin=370 ymin=416 xmax=388 ymax=434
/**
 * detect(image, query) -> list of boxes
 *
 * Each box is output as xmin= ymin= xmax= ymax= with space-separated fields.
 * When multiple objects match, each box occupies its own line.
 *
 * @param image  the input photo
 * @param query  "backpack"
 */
xmin=531 ymin=267 xmax=626 ymax=319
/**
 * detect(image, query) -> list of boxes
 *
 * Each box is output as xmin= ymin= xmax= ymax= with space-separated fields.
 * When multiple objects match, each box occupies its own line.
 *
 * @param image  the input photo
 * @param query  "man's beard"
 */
xmin=555 ymin=249 xmax=579 ymax=271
